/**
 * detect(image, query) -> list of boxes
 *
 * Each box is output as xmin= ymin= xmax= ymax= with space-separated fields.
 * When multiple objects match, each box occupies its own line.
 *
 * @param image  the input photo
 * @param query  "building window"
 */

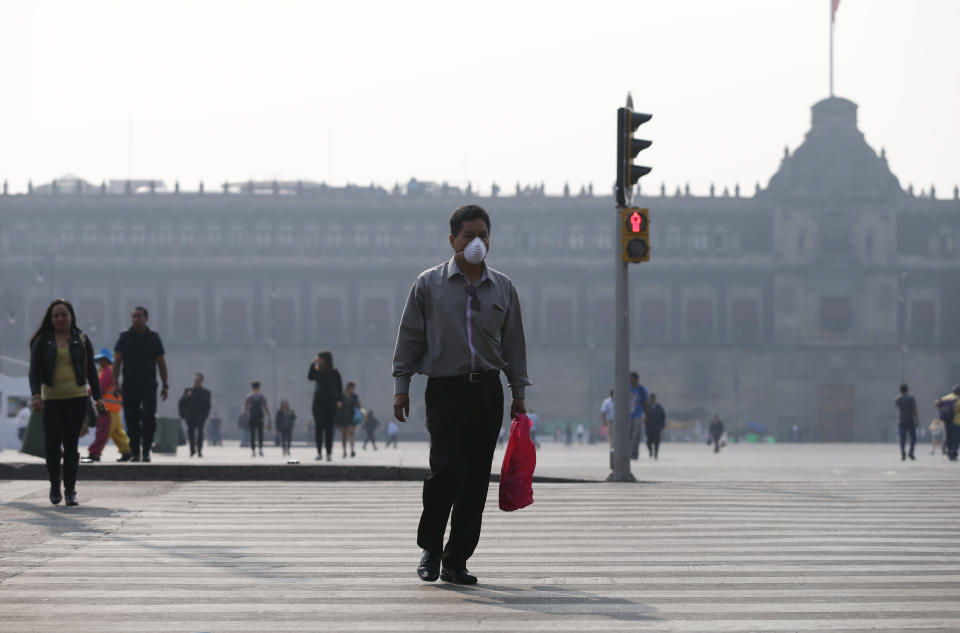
xmin=354 ymin=225 xmax=370 ymax=248
xmin=173 ymin=298 xmax=200 ymax=341
xmin=666 ymin=226 xmax=681 ymax=251
xmin=60 ymin=226 xmax=76 ymax=248
xmin=227 ymin=225 xmax=244 ymax=249
xmin=180 ymin=226 xmax=196 ymax=249
xmin=732 ymin=298 xmax=758 ymax=343
xmin=686 ymin=298 xmax=712 ymax=342
xmin=270 ymin=297 xmax=296 ymax=343
xmin=316 ymin=297 xmax=343 ymax=341
xmin=221 ymin=298 xmax=248 ymax=341
xmin=692 ymin=231 xmax=708 ymax=252
xmin=109 ymin=225 xmax=125 ymax=247
xmin=569 ymin=226 xmax=585 ymax=251
xmin=374 ymin=228 xmax=390 ymax=248
xmin=255 ymin=228 xmax=272 ymax=249
xmin=594 ymin=227 xmax=612 ymax=250
xmin=277 ymin=225 xmax=294 ymax=249
xmin=206 ymin=225 xmax=222 ymax=250
xmin=910 ymin=301 xmax=936 ymax=344
xmin=820 ymin=297 xmax=852 ymax=333
xmin=545 ymin=298 xmax=574 ymax=341
xmin=81 ymin=225 xmax=98 ymax=248
xmin=641 ymin=298 xmax=667 ymax=342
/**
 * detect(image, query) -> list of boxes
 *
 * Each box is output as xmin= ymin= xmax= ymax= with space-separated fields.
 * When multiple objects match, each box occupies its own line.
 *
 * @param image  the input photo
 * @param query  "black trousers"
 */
xmin=123 ymin=382 xmax=157 ymax=457
xmin=280 ymin=428 xmax=292 ymax=453
xmin=946 ymin=422 xmax=959 ymax=460
xmin=418 ymin=373 xmax=504 ymax=569
xmin=249 ymin=418 xmax=264 ymax=452
xmin=898 ymin=424 xmax=916 ymax=458
xmin=363 ymin=429 xmax=377 ymax=449
xmin=645 ymin=427 xmax=661 ymax=457
xmin=313 ymin=399 xmax=337 ymax=456
xmin=630 ymin=417 xmax=643 ymax=459
xmin=186 ymin=417 xmax=206 ymax=455
xmin=43 ymin=397 xmax=86 ymax=491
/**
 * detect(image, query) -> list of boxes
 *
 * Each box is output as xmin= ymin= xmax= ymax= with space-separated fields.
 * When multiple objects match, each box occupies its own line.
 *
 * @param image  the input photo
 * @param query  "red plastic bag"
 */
xmin=499 ymin=414 xmax=536 ymax=511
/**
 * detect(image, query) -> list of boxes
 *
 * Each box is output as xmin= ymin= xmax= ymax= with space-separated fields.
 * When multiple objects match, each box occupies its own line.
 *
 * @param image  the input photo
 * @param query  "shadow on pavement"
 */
xmin=435 ymin=583 xmax=660 ymax=622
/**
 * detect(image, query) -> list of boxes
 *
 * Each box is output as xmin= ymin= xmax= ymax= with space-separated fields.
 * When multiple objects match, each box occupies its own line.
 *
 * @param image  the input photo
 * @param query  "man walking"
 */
xmin=113 ymin=306 xmax=168 ymax=462
xmin=179 ymin=373 xmax=212 ymax=457
xmin=709 ymin=415 xmax=725 ymax=453
xmin=645 ymin=393 xmax=666 ymax=459
xmin=393 ymin=204 xmax=530 ymax=586
xmin=894 ymin=384 xmax=919 ymax=461
xmin=629 ymin=372 xmax=648 ymax=460
xmin=935 ymin=385 xmax=960 ymax=461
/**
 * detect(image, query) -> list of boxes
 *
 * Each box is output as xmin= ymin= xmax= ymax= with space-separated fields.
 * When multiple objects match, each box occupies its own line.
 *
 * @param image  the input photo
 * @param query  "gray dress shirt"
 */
xmin=393 ymin=256 xmax=530 ymax=399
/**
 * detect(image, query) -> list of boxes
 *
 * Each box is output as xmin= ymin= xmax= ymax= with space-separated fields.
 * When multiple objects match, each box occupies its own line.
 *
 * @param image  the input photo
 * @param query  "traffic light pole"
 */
xmin=609 ymin=205 xmax=636 ymax=482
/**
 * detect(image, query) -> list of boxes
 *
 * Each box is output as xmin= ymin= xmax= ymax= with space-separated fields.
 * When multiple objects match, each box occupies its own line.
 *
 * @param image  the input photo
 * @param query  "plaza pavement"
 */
xmin=1 ymin=443 xmax=959 ymax=632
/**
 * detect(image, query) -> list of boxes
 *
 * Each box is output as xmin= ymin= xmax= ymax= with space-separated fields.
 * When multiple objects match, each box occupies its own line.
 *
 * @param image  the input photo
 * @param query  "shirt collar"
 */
xmin=447 ymin=256 xmax=489 ymax=283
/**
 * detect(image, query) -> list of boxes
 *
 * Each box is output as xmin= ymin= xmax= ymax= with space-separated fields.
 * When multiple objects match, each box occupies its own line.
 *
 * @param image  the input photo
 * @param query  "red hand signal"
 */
xmin=629 ymin=211 xmax=643 ymax=232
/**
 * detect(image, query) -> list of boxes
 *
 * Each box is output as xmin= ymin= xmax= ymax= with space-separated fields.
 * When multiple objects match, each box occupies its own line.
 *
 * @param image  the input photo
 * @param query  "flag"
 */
xmin=831 ymin=0 xmax=841 ymax=22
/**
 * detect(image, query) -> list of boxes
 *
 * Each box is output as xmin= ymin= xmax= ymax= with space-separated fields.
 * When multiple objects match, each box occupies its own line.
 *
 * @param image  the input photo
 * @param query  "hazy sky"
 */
xmin=1 ymin=0 xmax=958 ymax=197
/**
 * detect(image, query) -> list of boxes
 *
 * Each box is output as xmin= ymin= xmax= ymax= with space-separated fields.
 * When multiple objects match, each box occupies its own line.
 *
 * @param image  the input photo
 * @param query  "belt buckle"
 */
xmin=468 ymin=372 xmax=481 ymax=383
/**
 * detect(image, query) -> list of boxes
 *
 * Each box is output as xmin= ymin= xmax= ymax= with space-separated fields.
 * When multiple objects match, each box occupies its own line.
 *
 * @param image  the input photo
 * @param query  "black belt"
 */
xmin=431 ymin=370 xmax=500 ymax=384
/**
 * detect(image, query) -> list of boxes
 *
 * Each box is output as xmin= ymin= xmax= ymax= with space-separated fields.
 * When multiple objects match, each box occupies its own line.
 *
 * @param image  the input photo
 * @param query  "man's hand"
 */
xmin=112 ymin=383 xmax=121 ymax=398
xmin=160 ymin=385 xmax=169 ymax=401
xmin=393 ymin=393 xmax=410 ymax=423
xmin=510 ymin=398 xmax=526 ymax=420
xmin=31 ymin=394 xmax=43 ymax=413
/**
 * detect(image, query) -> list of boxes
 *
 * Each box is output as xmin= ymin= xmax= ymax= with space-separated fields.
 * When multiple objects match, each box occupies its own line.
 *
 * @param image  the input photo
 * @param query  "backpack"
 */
xmin=939 ymin=398 xmax=956 ymax=424
xmin=247 ymin=394 xmax=264 ymax=422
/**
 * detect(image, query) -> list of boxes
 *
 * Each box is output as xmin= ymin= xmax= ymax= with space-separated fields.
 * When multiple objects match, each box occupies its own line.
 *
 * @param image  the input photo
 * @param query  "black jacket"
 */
xmin=644 ymin=403 xmax=666 ymax=432
xmin=29 ymin=329 xmax=102 ymax=400
xmin=308 ymin=365 xmax=343 ymax=404
xmin=178 ymin=386 xmax=211 ymax=421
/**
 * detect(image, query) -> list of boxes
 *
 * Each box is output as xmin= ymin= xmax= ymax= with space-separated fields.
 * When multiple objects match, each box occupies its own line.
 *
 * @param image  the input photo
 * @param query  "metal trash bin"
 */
xmin=152 ymin=417 xmax=181 ymax=455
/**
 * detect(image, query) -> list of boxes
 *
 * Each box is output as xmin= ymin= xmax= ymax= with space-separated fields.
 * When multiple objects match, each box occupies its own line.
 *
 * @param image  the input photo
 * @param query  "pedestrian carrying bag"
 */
xmin=499 ymin=414 xmax=536 ymax=512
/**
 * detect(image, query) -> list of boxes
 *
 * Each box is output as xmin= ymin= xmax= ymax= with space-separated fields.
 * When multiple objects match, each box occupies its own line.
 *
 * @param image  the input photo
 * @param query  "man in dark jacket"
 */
xmin=113 ymin=306 xmax=168 ymax=462
xmin=179 ymin=373 xmax=212 ymax=457
xmin=644 ymin=394 xmax=666 ymax=459
xmin=708 ymin=415 xmax=725 ymax=453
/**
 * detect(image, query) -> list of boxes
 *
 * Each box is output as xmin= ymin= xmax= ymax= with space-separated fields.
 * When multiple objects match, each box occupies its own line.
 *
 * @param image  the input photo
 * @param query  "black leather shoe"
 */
xmin=417 ymin=551 xmax=441 ymax=582
xmin=117 ymin=452 xmax=133 ymax=462
xmin=142 ymin=454 xmax=151 ymax=463
xmin=49 ymin=482 xmax=62 ymax=505
xmin=64 ymin=490 xmax=78 ymax=506
xmin=440 ymin=566 xmax=478 ymax=585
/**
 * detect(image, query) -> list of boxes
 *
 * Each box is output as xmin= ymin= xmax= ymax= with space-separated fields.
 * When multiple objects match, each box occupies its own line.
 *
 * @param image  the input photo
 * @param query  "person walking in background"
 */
xmin=628 ymin=372 xmax=648 ymax=460
xmin=308 ymin=351 xmax=343 ymax=462
xmin=935 ymin=386 xmax=960 ymax=461
xmin=895 ymin=384 xmax=919 ymax=461
xmin=600 ymin=390 xmax=614 ymax=447
xmin=644 ymin=394 xmax=666 ymax=459
xmin=208 ymin=410 xmax=223 ymax=447
xmin=929 ymin=418 xmax=945 ymax=456
xmin=275 ymin=400 xmax=296 ymax=456
xmin=82 ymin=348 xmax=132 ymax=463
xmin=385 ymin=419 xmax=399 ymax=448
xmin=113 ymin=306 xmax=168 ymax=463
xmin=565 ymin=422 xmax=573 ymax=446
xmin=362 ymin=408 xmax=380 ymax=450
xmin=338 ymin=382 xmax=360 ymax=458
xmin=527 ymin=408 xmax=540 ymax=449
xmin=244 ymin=381 xmax=271 ymax=457
xmin=393 ymin=204 xmax=530 ymax=586
xmin=29 ymin=299 xmax=105 ymax=506
xmin=179 ymin=373 xmax=212 ymax=458
xmin=709 ymin=415 xmax=725 ymax=453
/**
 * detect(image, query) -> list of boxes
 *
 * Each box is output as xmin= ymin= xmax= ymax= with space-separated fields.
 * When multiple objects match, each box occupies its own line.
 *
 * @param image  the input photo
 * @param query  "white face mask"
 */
xmin=463 ymin=237 xmax=487 ymax=265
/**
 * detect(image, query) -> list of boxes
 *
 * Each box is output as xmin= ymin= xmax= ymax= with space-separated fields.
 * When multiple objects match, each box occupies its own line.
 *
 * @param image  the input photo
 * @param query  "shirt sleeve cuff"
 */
xmin=511 ymin=386 xmax=526 ymax=399
xmin=394 ymin=376 xmax=411 ymax=395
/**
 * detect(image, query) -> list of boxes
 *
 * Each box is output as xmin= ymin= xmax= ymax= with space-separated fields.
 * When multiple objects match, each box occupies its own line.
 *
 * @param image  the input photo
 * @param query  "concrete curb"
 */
xmin=0 ymin=462 xmax=586 ymax=483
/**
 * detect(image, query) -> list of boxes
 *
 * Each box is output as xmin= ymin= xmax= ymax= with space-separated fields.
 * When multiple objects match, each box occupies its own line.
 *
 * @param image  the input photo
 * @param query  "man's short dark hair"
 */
xmin=196 ymin=373 xmax=204 ymax=382
xmin=251 ymin=381 xmax=261 ymax=389
xmin=133 ymin=306 xmax=149 ymax=320
xmin=630 ymin=372 xmax=639 ymax=380
xmin=449 ymin=205 xmax=491 ymax=237
xmin=900 ymin=384 xmax=909 ymax=393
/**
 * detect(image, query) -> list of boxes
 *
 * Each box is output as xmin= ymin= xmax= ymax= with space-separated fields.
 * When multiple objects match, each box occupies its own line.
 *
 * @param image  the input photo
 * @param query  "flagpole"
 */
xmin=829 ymin=0 xmax=834 ymax=97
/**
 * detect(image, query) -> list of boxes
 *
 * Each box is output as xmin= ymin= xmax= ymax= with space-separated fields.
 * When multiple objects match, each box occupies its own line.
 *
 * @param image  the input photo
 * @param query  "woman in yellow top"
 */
xmin=28 ymin=299 xmax=104 ymax=506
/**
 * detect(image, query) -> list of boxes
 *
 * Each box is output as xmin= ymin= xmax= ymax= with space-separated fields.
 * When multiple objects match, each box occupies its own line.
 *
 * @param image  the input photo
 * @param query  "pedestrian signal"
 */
xmin=621 ymin=207 xmax=650 ymax=263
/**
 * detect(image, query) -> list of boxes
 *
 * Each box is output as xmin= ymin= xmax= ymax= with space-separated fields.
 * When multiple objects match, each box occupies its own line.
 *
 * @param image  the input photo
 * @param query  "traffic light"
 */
xmin=621 ymin=207 xmax=650 ymax=263
xmin=616 ymin=107 xmax=652 ymax=206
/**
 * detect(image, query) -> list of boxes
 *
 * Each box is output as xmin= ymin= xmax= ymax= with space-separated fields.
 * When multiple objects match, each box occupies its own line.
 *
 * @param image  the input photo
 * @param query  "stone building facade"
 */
xmin=1 ymin=96 xmax=958 ymax=440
